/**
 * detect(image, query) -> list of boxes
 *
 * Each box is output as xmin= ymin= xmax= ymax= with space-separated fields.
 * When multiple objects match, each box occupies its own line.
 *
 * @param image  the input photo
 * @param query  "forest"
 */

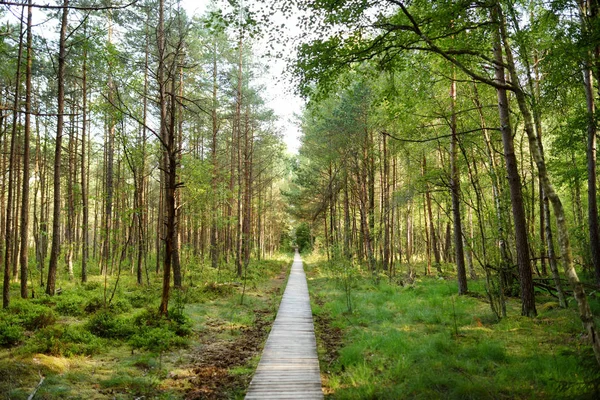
xmin=1 ymin=0 xmax=600 ymax=399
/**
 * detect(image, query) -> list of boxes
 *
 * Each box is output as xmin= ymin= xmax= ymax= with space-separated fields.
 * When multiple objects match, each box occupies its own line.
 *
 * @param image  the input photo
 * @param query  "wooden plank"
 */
xmin=245 ymin=251 xmax=324 ymax=399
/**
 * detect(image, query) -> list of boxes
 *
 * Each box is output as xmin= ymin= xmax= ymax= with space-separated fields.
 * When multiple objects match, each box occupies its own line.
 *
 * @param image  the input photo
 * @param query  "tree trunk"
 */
xmin=47 ymin=0 xmax=69 ymax=296
xmin=158 ymin=0 xmax=171 ymax=316
xmin=81 ymin=31 xmax=89 ymax=283
xmin=19 ymin=0 xmax=32 ymax=298
xmin=3 ymin=7 xmax=24 ymax=307
xmin=450 ymin=76 xmax=468 ymax=294
xmin=497 ymin=2 xmax=600 ymax=361
xmin=491 ymin=7 xmax=536 ymax=316
xmin=210 ymin=39 xmax=219 ymax=270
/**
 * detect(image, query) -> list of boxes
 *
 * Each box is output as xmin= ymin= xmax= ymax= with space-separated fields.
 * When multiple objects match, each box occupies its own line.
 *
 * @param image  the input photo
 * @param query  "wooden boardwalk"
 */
xmin=245 ymin=252 xmax=323 ymax=399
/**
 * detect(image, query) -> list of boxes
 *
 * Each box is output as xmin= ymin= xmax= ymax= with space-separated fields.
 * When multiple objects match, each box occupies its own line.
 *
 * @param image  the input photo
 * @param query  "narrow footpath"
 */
xmin=245 ymin=251 xmax=324 ymax=399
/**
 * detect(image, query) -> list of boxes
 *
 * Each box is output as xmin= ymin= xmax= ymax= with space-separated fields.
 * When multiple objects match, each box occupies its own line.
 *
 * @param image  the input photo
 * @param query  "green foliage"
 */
xmin=132 ymin=307 xmax=192 ymax=338
xmin=99 ymin=372 xmax=160 ymax=397
xmin=295 ymin=222 xmax=312 ymax=253
xmin=128 ymin=327 xmax=186 ymax=354
xmin=126 ymin=290 xmax=156 ymax=308
xmin=0 ymin=314 xmax=25 ymax=346
xmin=9 ymin=300 xmax=57 ymax=331
xmin=307 ymin=258 xmax=600 ymax=399
xmin=26 ymin=325 xmax=104 ymax=357
xmin=55 ymin=294 xmax=87 ymax=317
xmin=83 ymin=281 xmax=102 ymax=291
xmin=86 ymin=310 xmax=134 ymax=339
xmin=84 ymin=296 xmax=132 ymax=314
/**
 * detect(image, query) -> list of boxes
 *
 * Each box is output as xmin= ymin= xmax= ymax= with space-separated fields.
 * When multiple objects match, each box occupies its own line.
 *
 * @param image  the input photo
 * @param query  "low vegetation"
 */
xmin=306 ymin=255 xmax=600 ymax=399
xmin=0 ymin=254 xmax=291 ymax=399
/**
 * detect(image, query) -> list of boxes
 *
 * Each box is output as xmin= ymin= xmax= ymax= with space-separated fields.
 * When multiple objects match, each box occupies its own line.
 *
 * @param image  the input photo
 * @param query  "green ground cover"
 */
xmin=0 ymin=254 xmax=291 ymax=399
xmin=306 ymin=255 xmax=600 ymax=400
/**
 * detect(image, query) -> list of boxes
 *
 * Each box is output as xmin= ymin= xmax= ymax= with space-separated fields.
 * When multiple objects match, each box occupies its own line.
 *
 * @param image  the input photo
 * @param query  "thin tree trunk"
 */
xmin=210 ymin=39 xmax=219 ymax=270
xmin=4 ymin=7 xmax=24 ymax=307
xmin=81 ymin=25 xmax=89 ymax=283
xmin=19 ymin=0 xmax=33 ymax=298
xmin=47 ymin=0 xmax=69 ymax=296
xmin=450 ymin=75 xmax=468 ymax=294
xmin=499 ymin=4 xmax=600 ymax=362
xmin=491 ymin=6 xmax=536 ymax=316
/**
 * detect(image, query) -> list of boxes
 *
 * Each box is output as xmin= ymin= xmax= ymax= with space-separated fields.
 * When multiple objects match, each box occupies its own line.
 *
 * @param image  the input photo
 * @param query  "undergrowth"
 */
xmin=306 ymin=254 xmax=600 ymax=400
xmin=0 ymin=253 xmax=292 ymax=399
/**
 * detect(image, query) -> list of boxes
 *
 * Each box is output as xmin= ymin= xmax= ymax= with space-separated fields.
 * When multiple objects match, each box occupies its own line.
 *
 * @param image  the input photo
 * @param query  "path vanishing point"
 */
xmin=245 ymin=251 xmax=324 ymax=399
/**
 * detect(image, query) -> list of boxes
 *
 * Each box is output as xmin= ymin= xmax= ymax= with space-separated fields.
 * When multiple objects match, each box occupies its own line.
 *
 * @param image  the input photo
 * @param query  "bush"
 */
xmin=56 ymin=295 xmax=86 ymax=317
xmin=84 ymin=297 xmax=105 ymax=313
xmin=129 ymin=327 xmax=186 ymax=354
xmin=126 ymin=291 xmax=155 ymax=308
xmin=27 ymin=324 xmax=103 ymax=356
xmin=86 ymin=310 xmax=134 ymax=339
xmin=84 ymin=281 xmax=102 ymax=291
xmin=9 ymin=301 xmax=57 ymax=330
xmin=132 ymin=308 xmax=191 ymax=337
xmin=84 ymin=297 xmax=132 ymax=314
xmin=0 ymin=314 xmax=25 ymax=346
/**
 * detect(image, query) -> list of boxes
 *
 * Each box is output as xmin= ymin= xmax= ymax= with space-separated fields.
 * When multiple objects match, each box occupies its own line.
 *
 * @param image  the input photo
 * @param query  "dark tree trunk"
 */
xmin=47 ymin=0 xmax=69 ymax=296
xmin=491 ymin=5 xmax=536 ymax=316
xmin=20 ymin=0 xmax=32 ymax=298
xmin=81 ymin=30 xmax=89 ymax=283
xmin=4 ymin=7 xmax=24 ymax=307
xmin=450 ymin=77 xmax=468 ymax=294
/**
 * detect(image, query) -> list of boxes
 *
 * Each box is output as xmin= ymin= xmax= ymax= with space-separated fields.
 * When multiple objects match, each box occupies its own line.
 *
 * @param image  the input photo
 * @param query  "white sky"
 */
xmin=182 ymin=0 xmax=304 ymax=154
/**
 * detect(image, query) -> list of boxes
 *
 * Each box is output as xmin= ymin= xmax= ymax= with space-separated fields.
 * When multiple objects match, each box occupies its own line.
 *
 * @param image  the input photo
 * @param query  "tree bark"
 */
xmin=497 ymin=2 xmax=600 ymax=361
xmin=19 ymin=0 xmax=33 ymax=298
xmin=47 ymin=0 xmax=69 ymax=296
xmin=491 ymin=6 xmax=536 ymax=316
xmin=4 ymin=7 xmax=24 ymax=307
xmin=81 ymin=28 xmax=89 ymax=283
xmin=450 ymin=75 xmax=468 ymax=294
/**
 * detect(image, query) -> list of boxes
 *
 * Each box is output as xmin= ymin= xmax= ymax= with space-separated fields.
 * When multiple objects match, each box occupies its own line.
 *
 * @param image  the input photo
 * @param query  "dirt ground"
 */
xmin=183 ymin=268 xmax=289 ymax=399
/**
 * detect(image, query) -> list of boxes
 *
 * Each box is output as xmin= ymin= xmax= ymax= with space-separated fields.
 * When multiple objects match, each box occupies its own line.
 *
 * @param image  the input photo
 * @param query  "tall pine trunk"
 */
xmin=47 ymin=0 xmax=69 ymax=296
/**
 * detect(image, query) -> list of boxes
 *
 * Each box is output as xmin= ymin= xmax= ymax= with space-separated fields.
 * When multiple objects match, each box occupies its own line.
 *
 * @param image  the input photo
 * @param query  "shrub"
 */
xmin=84 ymin=297 xmax=132 ymax=314
xmin=55 ymin=295 xmax=86 ymax=317
xmin=0 ymin=314 xmax=25 ymax=346
xmin=86 ymin=310 xmax=134 ymax=339
xmin=84 ymin=297 xmax=105 ymax=313
xmin=84 ymin=281 xmax=102 ymax=291
xmin=126 ymin=291 xmax=155 ymax=308
xmin=111 ymin=298 xmax=132 ymax=313
xmin=26 ymin=325 xmax=103 ymax=356
xmin=132 ymin=308 xmax=191 ymax=337
xmin=129 ymin=327 xmax=186 ymax=354
xmin=9 ymin=301 xmax=56 ymax=330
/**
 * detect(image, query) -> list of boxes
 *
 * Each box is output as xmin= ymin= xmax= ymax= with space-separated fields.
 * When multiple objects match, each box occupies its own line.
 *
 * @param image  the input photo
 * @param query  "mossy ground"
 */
xmin=0 ymin=254 xmax=291 ymax=399
xmin=305 ymin=255 xmax=600 ymax=400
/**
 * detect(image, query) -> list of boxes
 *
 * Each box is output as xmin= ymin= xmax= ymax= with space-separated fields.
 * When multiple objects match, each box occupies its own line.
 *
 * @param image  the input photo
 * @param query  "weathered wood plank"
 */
xmin=245 ymin=251 xmax=323 ymax=399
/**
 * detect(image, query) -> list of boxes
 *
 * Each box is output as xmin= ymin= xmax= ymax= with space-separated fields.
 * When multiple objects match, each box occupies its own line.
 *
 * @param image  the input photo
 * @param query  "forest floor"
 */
xmin=0 ymin=254 xmax=291 ymax=399
xmin=305 ymin=254 xmax=600 ymax=399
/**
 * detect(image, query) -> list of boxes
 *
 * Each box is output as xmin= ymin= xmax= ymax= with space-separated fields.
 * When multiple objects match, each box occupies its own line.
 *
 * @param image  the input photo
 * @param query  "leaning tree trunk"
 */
xmin=491 ymin=6 xmax=537 ymax=317
xmin=496 ymin=1 xmax=600 ymax=363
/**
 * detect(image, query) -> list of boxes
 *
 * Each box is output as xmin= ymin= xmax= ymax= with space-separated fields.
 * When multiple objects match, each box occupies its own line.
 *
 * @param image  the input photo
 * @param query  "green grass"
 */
xmin=0 ymin=253 xmax=292 ymax=399
xmin=306 ymin=256 xmax=600 ymax=399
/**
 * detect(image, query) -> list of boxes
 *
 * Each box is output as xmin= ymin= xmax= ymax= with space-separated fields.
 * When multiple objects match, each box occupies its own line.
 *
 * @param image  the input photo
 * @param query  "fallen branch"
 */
xmin=27 ymin=375 xmax=45 ymax=400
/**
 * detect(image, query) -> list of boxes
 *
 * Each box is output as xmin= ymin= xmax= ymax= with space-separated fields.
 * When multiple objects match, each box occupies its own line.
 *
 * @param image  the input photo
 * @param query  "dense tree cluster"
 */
xmin=285 ymin=0 xmax=600 ymax=364
xmin=0 ymin=0 xmax=289 ymax=315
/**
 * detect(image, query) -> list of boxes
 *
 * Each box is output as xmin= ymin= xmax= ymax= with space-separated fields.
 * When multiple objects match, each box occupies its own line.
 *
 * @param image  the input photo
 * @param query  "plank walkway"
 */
xmin=245 ymin=251 xmax=324 ymax=400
